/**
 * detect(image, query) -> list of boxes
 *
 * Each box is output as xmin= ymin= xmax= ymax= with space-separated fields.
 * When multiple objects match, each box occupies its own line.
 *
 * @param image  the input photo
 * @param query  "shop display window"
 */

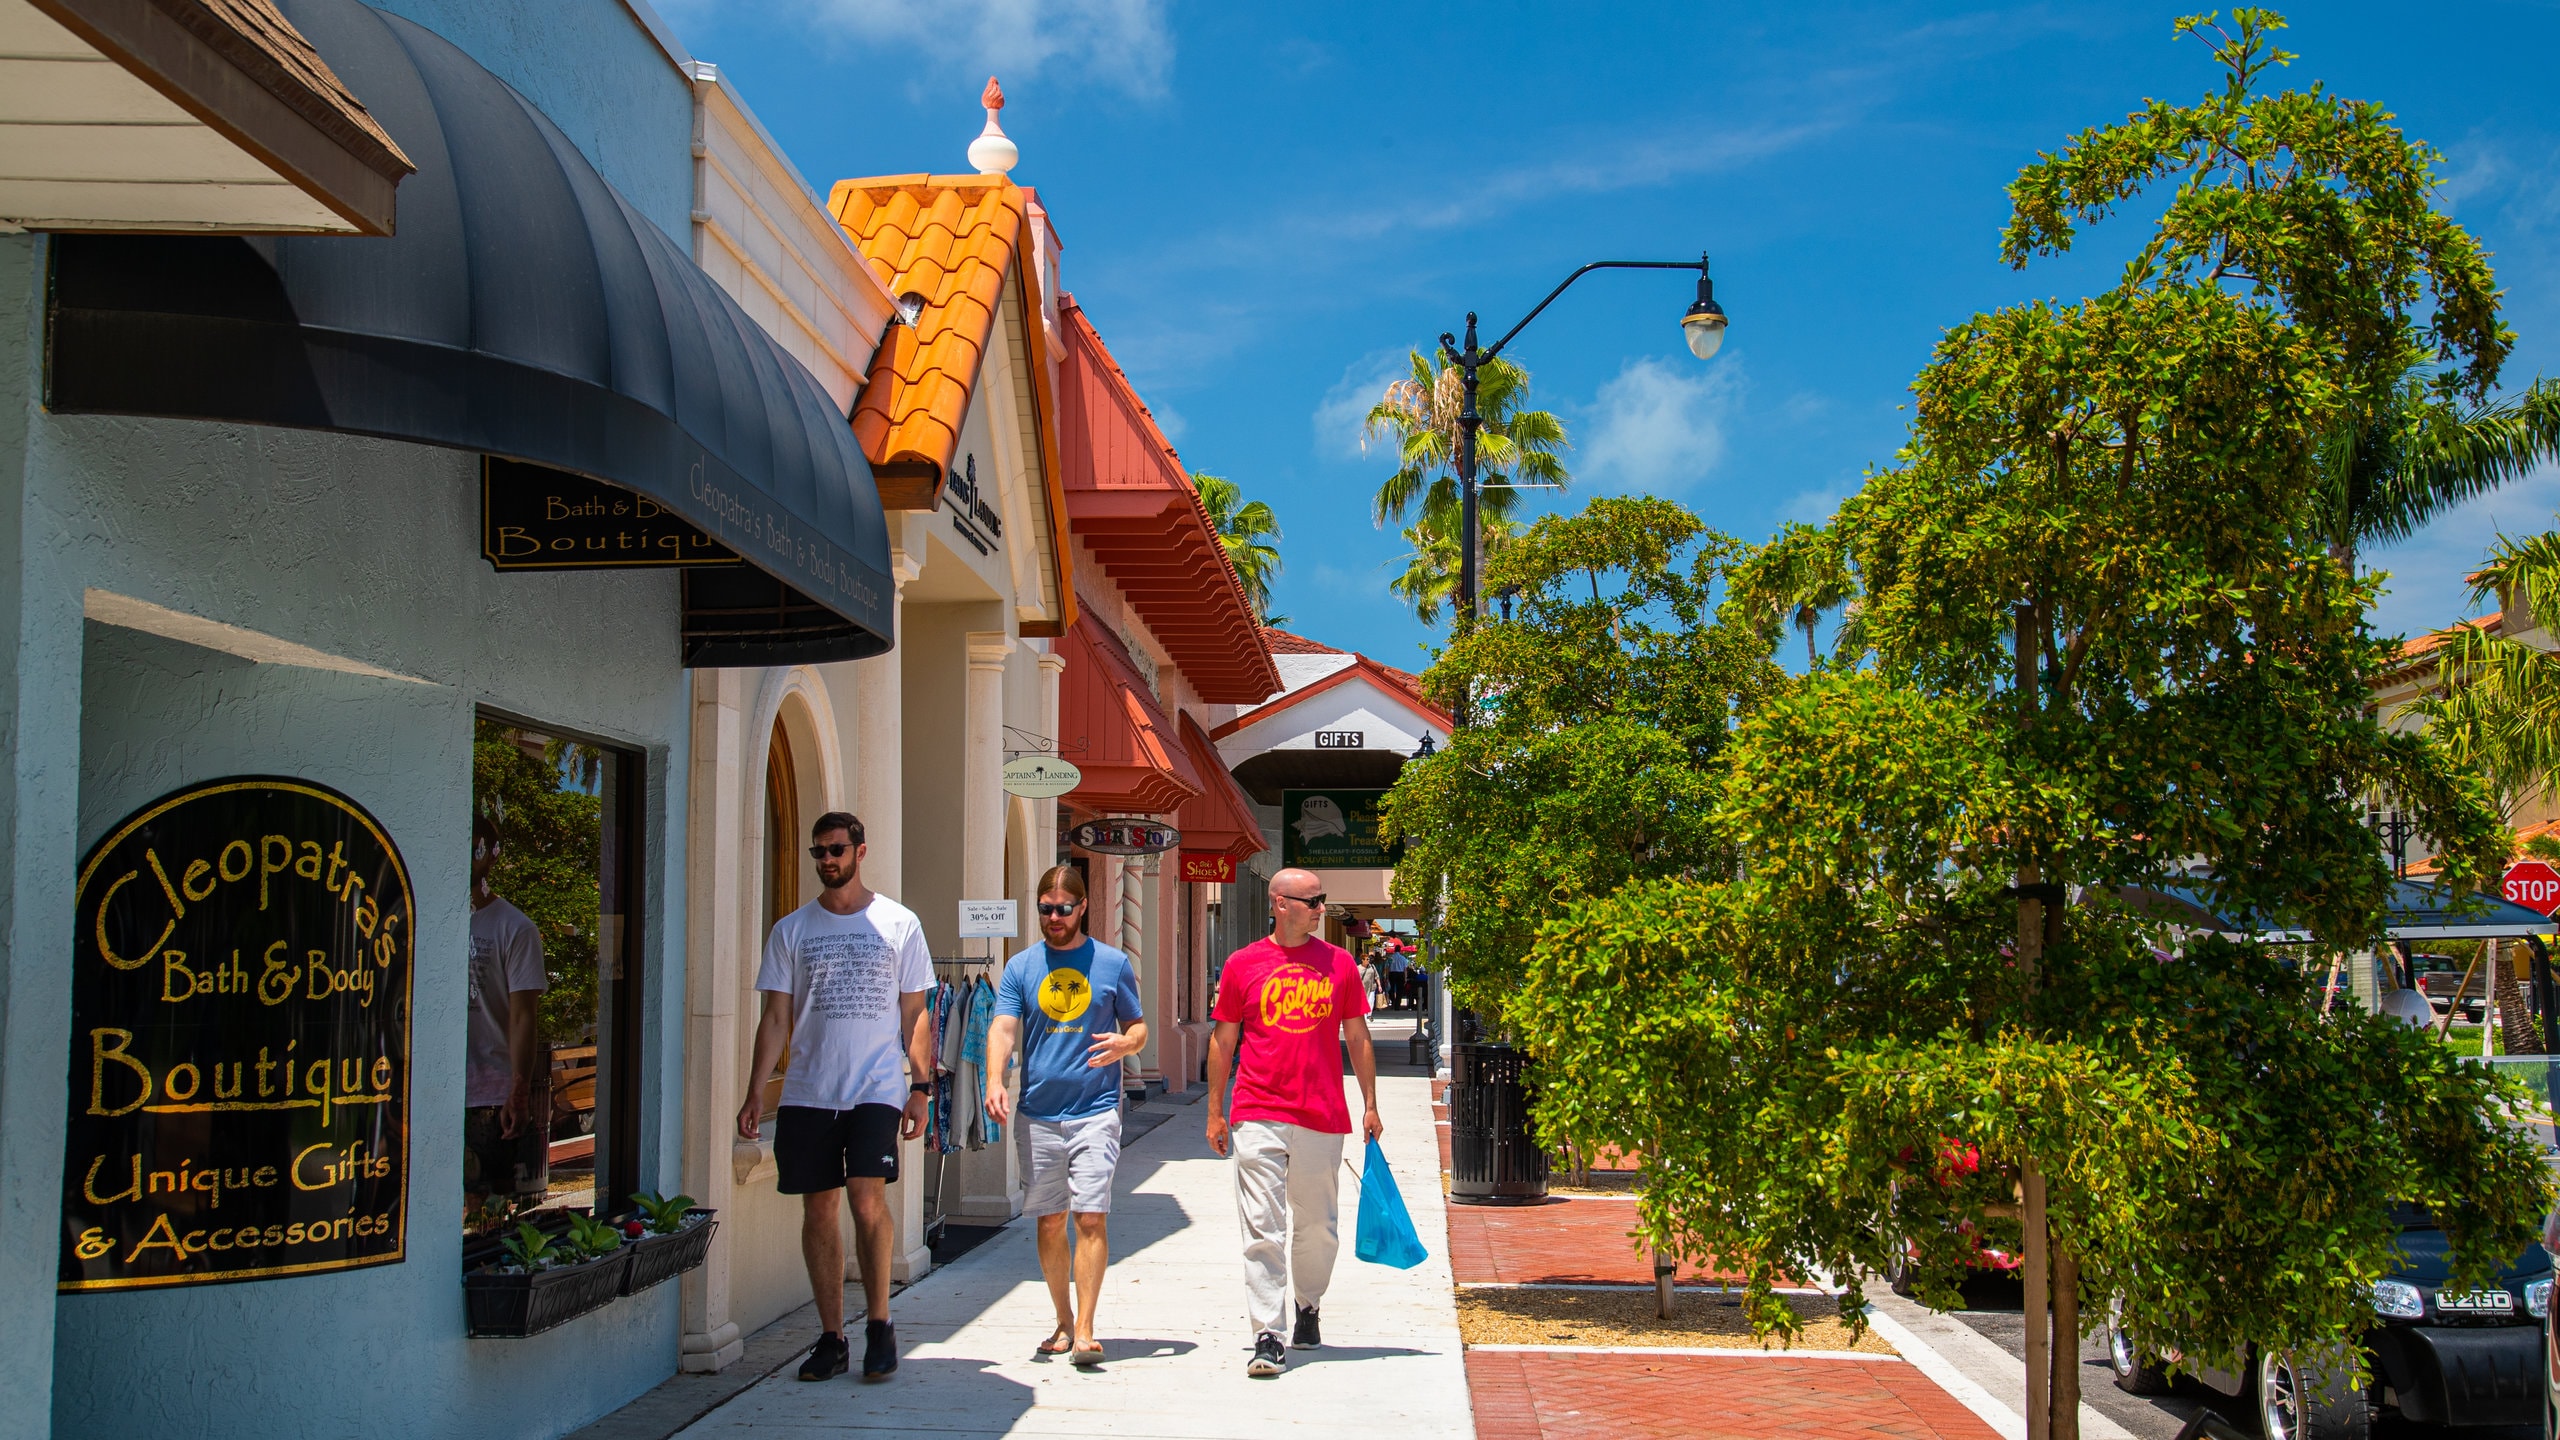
xmin=464 ymin=715 xmax=641 ymax=1239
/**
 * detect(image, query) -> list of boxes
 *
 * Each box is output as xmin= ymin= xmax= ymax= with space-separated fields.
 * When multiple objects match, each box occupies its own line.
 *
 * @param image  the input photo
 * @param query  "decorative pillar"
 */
xmin=855 ymin=539 xmax=931 ymax=1282
xmin=954 ymin=631 xmax=1022 ymax=1217
xmin=681 ymin=668 xmax=749 ymax=1372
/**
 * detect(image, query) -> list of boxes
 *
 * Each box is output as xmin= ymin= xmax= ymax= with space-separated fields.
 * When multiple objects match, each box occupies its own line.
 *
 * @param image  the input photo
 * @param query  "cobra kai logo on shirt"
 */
xmin=1037 ymin=968 xmax=1092 ymax=1024
xmin=1258 ymin=963 xmax=1336 ymax=1034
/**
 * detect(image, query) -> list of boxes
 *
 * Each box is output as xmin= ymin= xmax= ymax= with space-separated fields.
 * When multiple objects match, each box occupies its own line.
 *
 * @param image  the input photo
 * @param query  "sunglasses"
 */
xmin=807 ymin=843 xmax=855 ymax=859
xmin=1276 ymin=892 xmax=1326 ymax=907
xmin=1037 ymin=901 xmax=1083 ymax=918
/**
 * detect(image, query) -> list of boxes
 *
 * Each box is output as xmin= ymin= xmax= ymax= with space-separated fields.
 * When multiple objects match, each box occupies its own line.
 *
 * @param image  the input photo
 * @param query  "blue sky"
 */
xmin=655 ymin=1 xmax=2560 ymax=670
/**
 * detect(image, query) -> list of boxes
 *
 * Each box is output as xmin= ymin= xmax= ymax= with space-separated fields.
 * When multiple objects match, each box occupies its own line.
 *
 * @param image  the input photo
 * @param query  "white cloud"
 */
xmin=1311 ymin=349 xmax=1413 ymax=462
xmin=2364 ymin=464 xmax=2560 ymax=639
xmin=686 ymin=0 xmax=1172 ymax=98
xmin=1575 ymin=356 xmax=1743 ymax=496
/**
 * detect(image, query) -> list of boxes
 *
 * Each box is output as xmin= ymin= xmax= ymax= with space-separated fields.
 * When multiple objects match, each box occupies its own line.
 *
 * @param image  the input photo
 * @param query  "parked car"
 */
xmin=2410 ymin=952 xmax=2488 ymax=1022
xmin=2109 ymin=1204 xmax=2549 ymax=1440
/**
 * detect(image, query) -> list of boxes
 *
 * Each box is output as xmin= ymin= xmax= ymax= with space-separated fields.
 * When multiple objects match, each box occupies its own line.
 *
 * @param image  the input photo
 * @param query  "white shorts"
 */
xmin=1019 ymin=1109 xmax=1122 ymax=1216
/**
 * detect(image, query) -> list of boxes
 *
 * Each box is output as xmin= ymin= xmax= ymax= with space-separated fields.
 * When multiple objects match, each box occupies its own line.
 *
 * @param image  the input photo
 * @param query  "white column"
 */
xmin=954 ymin=631 xmax=1022 ymax=1217
xmin=855 ymin=542 xmax=931 ymax=1282
xmin=681 ymin=669 xmax=749 ymax=1372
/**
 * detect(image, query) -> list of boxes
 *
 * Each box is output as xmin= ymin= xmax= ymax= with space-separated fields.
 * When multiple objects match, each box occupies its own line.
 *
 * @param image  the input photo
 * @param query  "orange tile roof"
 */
xmin=1261 ymin=627 xmax=1345 ymax=655
xmin=829 ymin=174 xmax=1025 ymax=474
xmin=826 ymin=170 xmax=1074 ymax=634
xmin=2398 ymin=611 xmax=2502 ymax=664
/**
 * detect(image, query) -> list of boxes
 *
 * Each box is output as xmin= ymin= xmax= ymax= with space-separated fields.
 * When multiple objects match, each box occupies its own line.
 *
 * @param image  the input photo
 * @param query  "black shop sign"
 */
xmin=481 ymin=458 xmax=743 ymax=570
xmin=61 ymin=778 xmax=414 ymax=1291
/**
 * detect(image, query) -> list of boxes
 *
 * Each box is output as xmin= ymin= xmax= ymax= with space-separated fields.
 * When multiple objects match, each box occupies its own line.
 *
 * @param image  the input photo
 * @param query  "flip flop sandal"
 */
xmin=1070 ymin=1342 xmax=1105 ymax=1367
xmin=1036 ymin=1332 xmax=1075 ymax=1357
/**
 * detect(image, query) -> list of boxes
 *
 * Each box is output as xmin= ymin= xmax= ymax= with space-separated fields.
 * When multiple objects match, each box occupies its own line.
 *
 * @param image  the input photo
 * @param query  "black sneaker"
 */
xmin=1292 ymin=1304 xmax=1321 ymax=1349
xmin=798 ymin=1332 xmax=848 ymax=1382
xmin=861 ymin=1319 xmax=898 ymax=1381
xmin=1247 ymin=1332 xmax=1287 ymax=1377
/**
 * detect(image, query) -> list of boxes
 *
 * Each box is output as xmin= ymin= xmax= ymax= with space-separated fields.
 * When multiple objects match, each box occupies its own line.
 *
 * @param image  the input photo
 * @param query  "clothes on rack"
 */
xmin=921 ymin=966 xmax=1007 ymax=1155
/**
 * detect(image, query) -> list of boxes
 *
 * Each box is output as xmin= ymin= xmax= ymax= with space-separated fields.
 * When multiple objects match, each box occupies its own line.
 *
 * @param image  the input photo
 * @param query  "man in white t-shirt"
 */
xmin=465 ymin=814 xmax=547 ymax=1219
xmin=738 ymin=811 xmax=934 ymax=1385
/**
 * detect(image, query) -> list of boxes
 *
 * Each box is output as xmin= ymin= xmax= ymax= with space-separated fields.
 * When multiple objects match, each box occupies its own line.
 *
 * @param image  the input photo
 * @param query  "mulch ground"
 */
xmin=1464 ymin=1351 xmax=2001 ymax=1440
xmin=1458 ymin=1288 xmax=1896 ymax=1354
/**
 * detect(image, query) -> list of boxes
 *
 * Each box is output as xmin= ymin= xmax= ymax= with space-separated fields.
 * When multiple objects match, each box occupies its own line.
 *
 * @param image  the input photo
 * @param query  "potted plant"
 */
xmin=463 ymin=1213 xmax=634 ymax=1337
xmin=615 ymin=1191 xmax=717 ymax=1296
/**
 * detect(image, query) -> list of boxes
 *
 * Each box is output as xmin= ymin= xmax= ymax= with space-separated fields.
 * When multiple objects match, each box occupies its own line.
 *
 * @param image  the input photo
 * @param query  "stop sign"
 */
xmin=2504 ymin=861 xmax=2560 ymax=916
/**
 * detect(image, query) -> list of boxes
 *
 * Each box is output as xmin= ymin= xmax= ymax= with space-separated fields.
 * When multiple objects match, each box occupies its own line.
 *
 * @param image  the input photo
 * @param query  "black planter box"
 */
xmin=618 ymin=1210 xmax=717 ymax=1296
xmin=464 ymin=1247 xmax=633 ymax=1337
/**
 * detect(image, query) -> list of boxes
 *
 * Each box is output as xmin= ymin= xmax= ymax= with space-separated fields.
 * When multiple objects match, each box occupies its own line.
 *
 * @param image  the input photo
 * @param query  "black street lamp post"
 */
xmin=1439 ymin=252 xmax=1728 ymax=717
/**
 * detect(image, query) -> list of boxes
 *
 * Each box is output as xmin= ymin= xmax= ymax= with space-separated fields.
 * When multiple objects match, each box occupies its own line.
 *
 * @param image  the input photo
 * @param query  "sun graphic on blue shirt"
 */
xmin=1037 ymin=967 xmax=1092 ymax=1023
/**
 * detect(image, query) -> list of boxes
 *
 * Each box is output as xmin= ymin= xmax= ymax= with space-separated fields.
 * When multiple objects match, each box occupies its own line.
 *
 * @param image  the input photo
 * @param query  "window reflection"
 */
xmin=465 ymin=718 xmax=628 ymax=1235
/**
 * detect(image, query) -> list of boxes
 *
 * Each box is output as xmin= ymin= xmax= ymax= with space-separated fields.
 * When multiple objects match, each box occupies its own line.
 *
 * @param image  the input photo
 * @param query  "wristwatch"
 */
xmin=909 ymin=1081 xmax=932 ymax=1095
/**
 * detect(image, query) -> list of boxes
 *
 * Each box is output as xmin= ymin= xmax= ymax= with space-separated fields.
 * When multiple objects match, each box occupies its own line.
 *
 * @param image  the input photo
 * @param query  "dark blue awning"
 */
xmin=41 ymin=0 xmax=890 ymax=664
xmin=2111 ymin=879 xmax=2557 ymax=942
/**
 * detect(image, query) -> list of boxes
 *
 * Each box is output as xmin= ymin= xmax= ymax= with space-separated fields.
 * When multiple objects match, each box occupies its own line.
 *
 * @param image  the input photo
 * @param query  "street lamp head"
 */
xmin=1682 ymin=258 xmax=1727 ymax=362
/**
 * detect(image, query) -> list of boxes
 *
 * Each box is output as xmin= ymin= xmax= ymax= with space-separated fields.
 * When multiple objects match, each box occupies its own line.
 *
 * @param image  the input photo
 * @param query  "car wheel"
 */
xmin=2256 ymin=1347 xmax=2368 ymax=1440
xmin=2106 ymin=1300 xmax=2173 ymax=1395
xmin=1885 ymin=1250 xmax=1918 ymax=1299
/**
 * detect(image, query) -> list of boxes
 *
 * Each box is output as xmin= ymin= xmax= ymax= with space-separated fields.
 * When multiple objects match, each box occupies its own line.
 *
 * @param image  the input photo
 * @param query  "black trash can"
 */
xmin=1448 ymin=1041 xmax=1548 ymax=1205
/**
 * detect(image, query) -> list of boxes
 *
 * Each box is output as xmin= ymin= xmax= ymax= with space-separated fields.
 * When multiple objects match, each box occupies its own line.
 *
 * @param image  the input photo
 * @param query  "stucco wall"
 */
xmin=8 ymin=230 xmax=697 ymax=1434
xmin=349 ymin=0 xmax=696 ymax=244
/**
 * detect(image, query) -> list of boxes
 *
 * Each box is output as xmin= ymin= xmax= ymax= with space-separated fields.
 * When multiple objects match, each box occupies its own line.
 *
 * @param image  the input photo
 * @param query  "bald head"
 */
xmin=1267 ymin=867 xmax=1326 ymax=944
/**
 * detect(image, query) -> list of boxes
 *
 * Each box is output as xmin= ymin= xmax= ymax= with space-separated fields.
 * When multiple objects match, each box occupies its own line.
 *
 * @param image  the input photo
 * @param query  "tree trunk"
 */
xmin=2051 ymin=1246 xmax=2081 ymax=1440
xmin=2023 ymin=1168 xmax=2049 ymax=1440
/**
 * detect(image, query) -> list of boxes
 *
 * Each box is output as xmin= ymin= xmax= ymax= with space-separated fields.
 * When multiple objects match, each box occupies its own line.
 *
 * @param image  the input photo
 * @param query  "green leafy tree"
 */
xmin=1448 ymin=16 xmax=2542 ymax=1440
xmin=1193 ymin=473 xmax=1286 ymax=625
xmin=1383 ymin=495 xmax=1784 ymax=1007
xmin=473 ymin=721 xmax=603 ymax=1046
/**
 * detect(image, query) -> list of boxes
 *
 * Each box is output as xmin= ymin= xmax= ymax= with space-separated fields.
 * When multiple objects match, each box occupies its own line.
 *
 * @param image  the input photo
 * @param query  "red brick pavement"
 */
xmin=1446 ymin=1197 xmax=1755 ymax=1285
xmin=1464 ymin=1351 xmax=2001 ymax=1440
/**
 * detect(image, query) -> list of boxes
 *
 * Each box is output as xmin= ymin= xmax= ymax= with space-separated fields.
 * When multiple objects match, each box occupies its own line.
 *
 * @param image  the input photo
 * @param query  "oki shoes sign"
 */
xmin=2504 ymin=860 xmax=2560 ymax=917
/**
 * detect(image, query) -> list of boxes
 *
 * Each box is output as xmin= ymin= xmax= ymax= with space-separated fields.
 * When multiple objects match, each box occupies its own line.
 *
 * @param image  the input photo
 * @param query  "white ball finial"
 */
xmin=968 ymin=76 xmax=1018 ymax=176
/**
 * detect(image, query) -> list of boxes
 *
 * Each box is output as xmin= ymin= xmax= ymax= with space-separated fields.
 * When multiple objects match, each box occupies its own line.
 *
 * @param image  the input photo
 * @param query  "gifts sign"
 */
xmin=60 ymin=778 xmax=413 ymax=1291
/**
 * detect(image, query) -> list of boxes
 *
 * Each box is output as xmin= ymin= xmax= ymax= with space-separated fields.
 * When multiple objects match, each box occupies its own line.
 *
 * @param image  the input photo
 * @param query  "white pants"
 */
xmin=1231 ymin=1120 xmax=1344 ymax=1340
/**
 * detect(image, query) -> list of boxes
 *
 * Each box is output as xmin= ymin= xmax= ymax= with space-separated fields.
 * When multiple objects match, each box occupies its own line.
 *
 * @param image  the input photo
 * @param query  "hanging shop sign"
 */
xmin=1068 ymin=819 xmax=1180 ymax=856
xmin=1001 ymin=755 xmax=1084 ymax=799
xmin=1281 ymin=788 xmax=1402 ymax=870
xmin=481 ymin=458 xmax=743 ymax=571
xmin=61 ymin=778 xmax=413 ymax=1292
xmin=1178 ymin=851 xmax=1237 ymax=884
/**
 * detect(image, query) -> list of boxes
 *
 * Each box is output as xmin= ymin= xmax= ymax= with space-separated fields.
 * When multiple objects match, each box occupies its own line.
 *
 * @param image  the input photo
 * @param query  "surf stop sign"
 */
xmin=2504 ymin=860 xmax=2560 ymax=917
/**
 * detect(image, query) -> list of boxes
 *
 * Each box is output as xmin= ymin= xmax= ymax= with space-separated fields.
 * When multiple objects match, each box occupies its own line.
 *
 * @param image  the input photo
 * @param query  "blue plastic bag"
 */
xmin=1354 ymin=1139 xmax=1428 ymax=1269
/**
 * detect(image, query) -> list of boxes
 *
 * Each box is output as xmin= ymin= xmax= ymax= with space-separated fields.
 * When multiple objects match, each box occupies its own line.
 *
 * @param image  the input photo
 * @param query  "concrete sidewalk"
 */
xmin=672 ymin=1073 xmax=1470 ymax=1438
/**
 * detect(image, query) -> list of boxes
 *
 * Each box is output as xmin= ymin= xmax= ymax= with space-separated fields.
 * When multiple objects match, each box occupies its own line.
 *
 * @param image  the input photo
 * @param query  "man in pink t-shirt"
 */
xmin=1205 ymin=867 xmax=1381 ymax=1378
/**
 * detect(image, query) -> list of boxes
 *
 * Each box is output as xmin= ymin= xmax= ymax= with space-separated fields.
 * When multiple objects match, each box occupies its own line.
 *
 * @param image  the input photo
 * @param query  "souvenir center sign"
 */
xmin=1281 ymin=789 xmax=1401 ymax=870
xmin=61 ymin=778 xmax=414 ymax=1292
xmin=1001 ymin=755 xmax=1084 ymax=799
xmin=1068 ymin=819 xmax=1180 ymax=856
xmin=482 ymin=458 xmax=743 ymax=571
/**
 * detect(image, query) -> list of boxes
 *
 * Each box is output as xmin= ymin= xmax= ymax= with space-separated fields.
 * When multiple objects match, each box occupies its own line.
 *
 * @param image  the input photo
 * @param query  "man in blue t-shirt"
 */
xmin=985 ymin=865 xmax=1146 ymax=1367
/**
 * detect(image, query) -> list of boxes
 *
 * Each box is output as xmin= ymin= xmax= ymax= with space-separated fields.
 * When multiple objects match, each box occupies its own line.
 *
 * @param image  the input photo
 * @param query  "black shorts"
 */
xmin=774 ymin=1103 xmax=903 ymax=1194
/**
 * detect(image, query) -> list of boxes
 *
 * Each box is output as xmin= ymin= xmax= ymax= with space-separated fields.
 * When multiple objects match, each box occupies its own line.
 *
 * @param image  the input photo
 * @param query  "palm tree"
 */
xmin=1388 ymin=507 xmax=1516 ymax=627
xmin=1363 ymin=351 xmax=1570 ymax=534
xmin=1193 ymin=473 xmax=1285 ymax=625
xmin=2408 ymin=526 xmax=2560 ymax=816
xmin=1731 ymin=521 xmax=1857 ymax=668
xmin=2319 ymin=374 xmax=2560 ymax=572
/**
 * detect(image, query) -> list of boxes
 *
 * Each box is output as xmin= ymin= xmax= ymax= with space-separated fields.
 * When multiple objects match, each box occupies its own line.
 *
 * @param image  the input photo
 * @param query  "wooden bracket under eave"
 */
xmin=873 ymin=459 xmax=942 ymax=511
